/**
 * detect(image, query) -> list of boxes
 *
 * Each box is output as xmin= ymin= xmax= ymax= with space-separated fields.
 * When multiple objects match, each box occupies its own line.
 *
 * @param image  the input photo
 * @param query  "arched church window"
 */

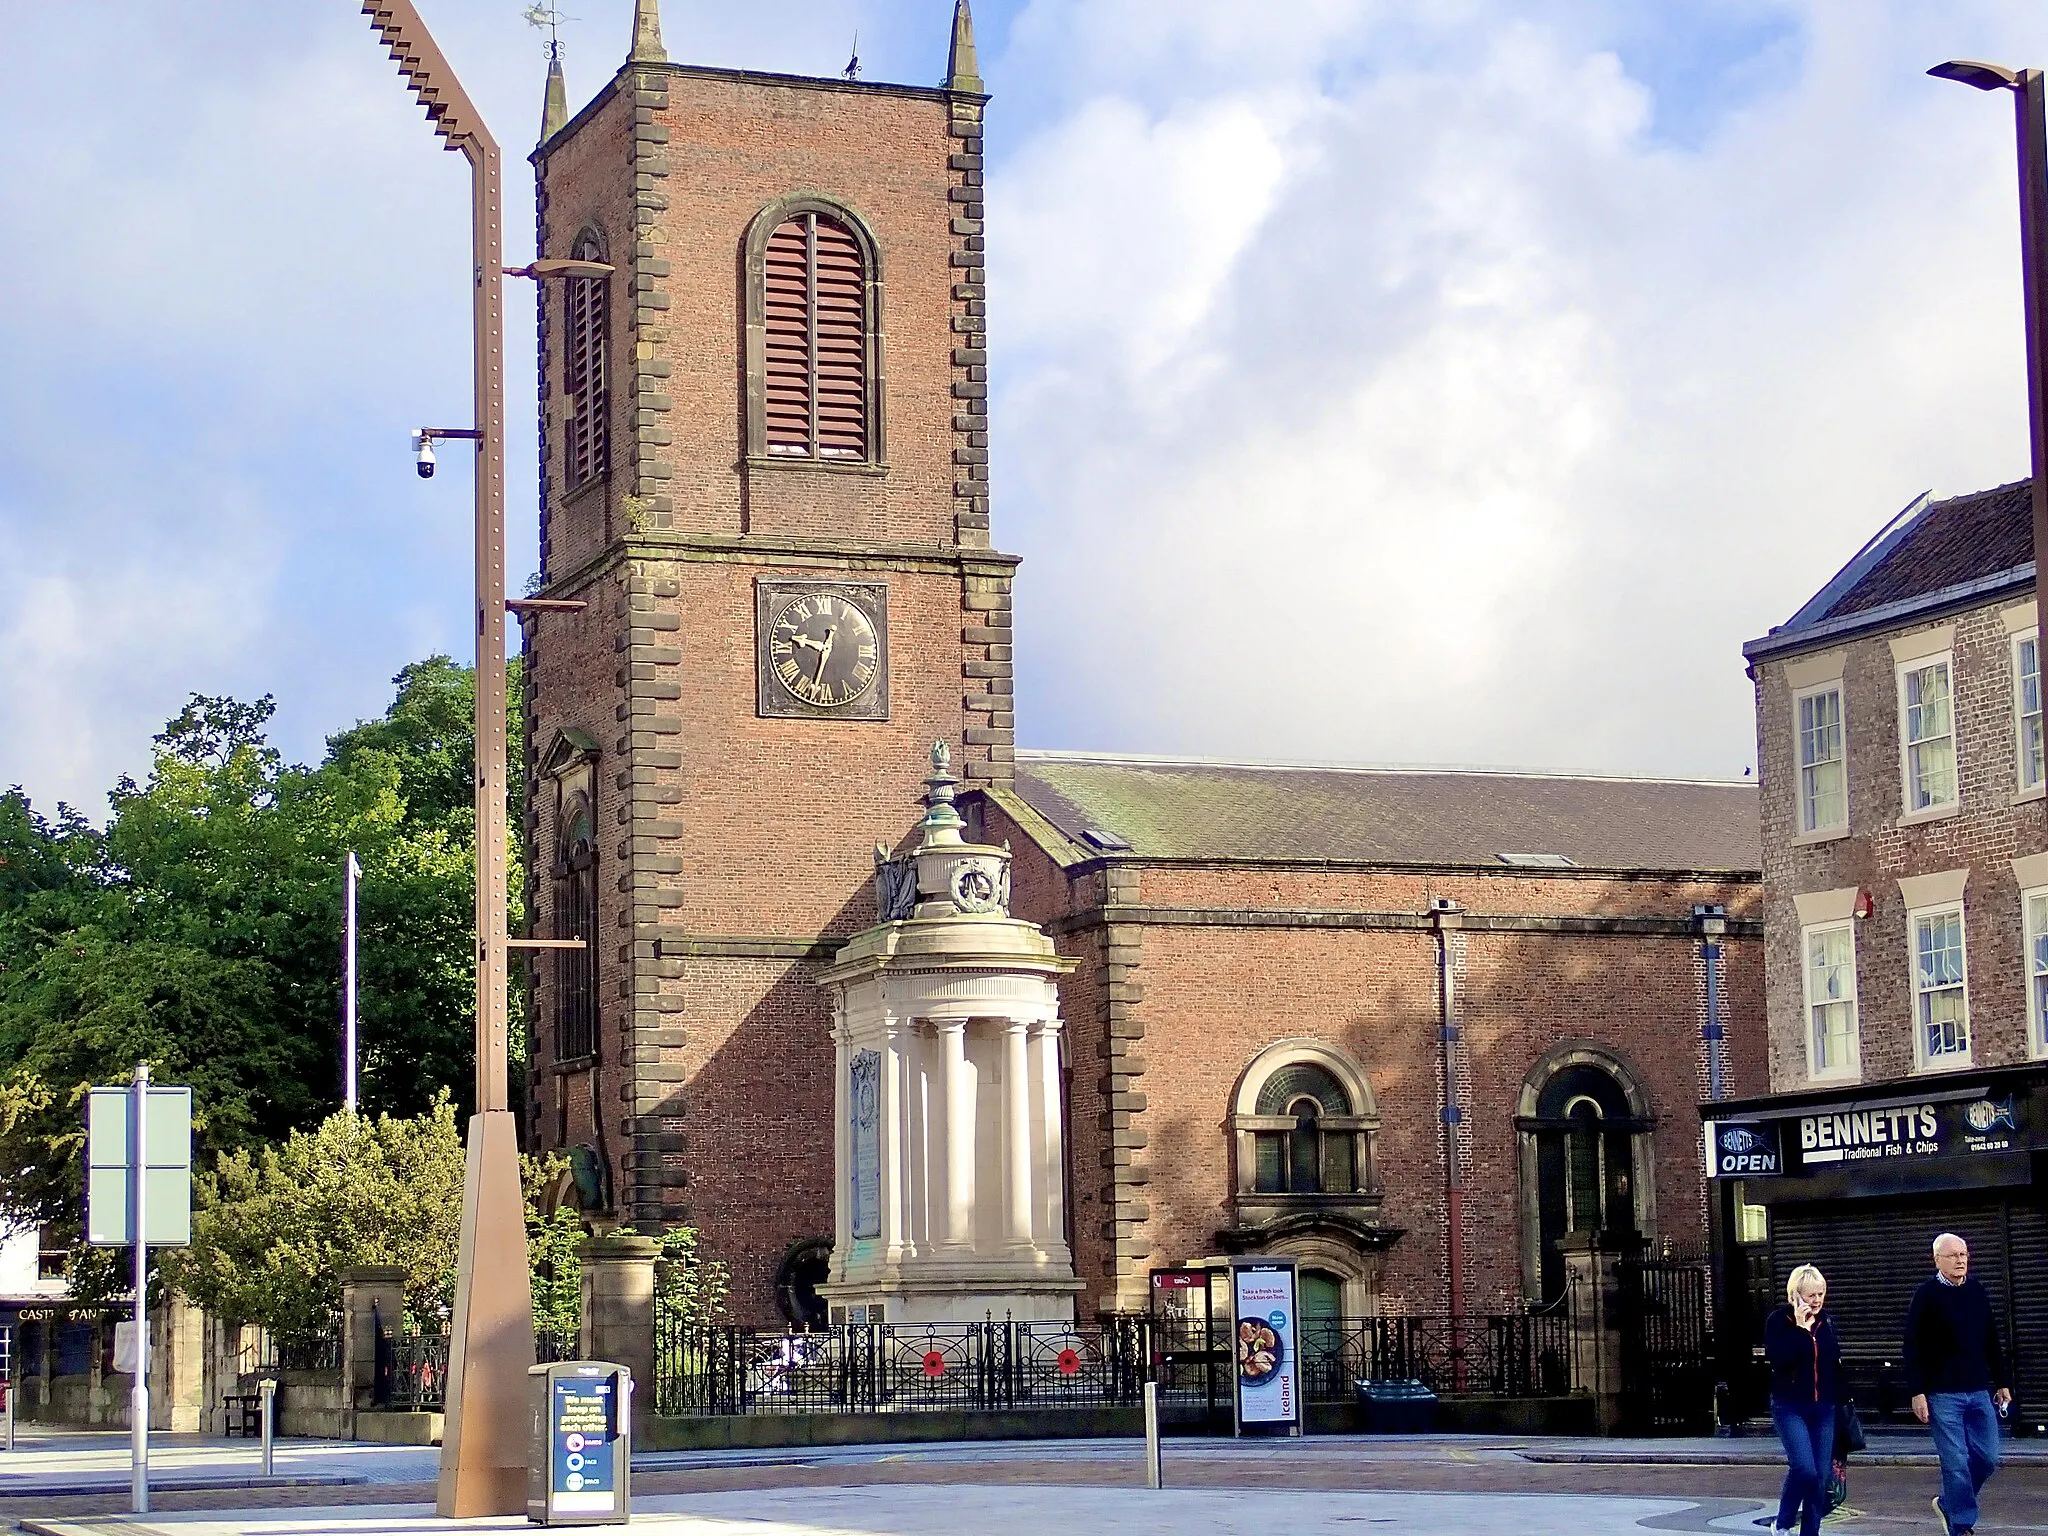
xmin=1250 ymin=1063 xmax=1360 ymax=1195
xmin=564 ymin=228 xmax=609 ymax=488
xmin=1522 ymin=1056 xmax=1647 ymax=1303
xmin=1564 ymin=1095 xmax=1606 ymax=1233
xmin=745 ymin=199 xmax=884 ymax=464
xmin=553 ymin=789 xmax=597 ymax=1061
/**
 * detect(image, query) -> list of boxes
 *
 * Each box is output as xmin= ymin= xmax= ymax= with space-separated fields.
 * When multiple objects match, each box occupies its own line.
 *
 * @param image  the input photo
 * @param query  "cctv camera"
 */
xmin=413 ymin=431 xmax=436 ymax=479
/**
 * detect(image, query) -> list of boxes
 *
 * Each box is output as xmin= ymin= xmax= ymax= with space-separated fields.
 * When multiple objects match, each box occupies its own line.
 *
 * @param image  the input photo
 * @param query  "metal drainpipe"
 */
xmin=1431 ymin=900 xmax=1466 ymax=1323
xmin=1693 ymin=905 xmax=1728 ymax=1102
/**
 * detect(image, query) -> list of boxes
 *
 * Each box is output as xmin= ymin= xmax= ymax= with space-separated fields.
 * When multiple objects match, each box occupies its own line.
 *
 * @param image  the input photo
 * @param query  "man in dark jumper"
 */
xmin=1906 ymin=1232 xmax=2011 ymax=1536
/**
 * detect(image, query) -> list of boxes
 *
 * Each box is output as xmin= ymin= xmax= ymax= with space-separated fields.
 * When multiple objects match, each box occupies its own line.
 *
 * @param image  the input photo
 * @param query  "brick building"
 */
xmin=1712 ymin=480 xmax=2048 ymax=1426
xmin=519 ymin=0 xmax=1765 ymax=1330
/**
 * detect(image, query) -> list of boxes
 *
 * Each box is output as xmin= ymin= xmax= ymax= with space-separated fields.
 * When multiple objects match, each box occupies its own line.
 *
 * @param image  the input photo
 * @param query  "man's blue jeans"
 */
xmin=1927 ymin=1390 xmax=2001 ymax=1530
xmin=1771 ymin=1399 xmax=1834 ymax=1536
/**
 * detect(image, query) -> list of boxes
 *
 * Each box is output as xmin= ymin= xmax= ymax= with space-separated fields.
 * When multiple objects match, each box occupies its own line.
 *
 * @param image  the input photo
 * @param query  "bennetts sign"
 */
xmin=1798 ymin=1104 xmax=1938 ymax=1165
xmin=1707 ymin=1091 xmax=2028 ymax=1179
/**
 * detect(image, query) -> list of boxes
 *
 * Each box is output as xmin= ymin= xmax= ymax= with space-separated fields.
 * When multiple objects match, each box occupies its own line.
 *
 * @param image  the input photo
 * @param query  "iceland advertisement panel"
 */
xmin=1232 ymin=1262 xmax=1301 ymax=1431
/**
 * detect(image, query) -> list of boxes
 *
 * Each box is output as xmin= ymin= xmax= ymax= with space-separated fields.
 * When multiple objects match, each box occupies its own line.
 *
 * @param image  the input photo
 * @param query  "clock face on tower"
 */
xmin=756 ymin=579 xmax=890 ymax=720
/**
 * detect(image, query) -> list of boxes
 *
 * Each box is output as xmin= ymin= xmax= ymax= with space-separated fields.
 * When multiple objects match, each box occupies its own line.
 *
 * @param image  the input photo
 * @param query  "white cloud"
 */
xmin=992 ymin=0 xmax=2046 ymax=777
xmin=4 ymin=0 xmax=2045 ymax=810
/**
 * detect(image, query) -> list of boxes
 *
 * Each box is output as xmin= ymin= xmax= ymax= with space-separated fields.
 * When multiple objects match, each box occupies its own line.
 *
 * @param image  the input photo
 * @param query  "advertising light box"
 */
xmin=1230 ymin=1259 xmax=1301 ymax=1436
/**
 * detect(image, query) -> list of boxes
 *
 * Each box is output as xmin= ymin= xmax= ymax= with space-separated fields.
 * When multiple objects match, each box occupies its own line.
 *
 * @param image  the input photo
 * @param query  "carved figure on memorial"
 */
xmin=872 ymin=844 xmax=917 ymax=922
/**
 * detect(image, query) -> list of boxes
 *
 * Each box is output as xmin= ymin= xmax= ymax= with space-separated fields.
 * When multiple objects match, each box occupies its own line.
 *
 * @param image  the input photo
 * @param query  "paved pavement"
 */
xmin=4 ymin=1428 xmax=2046 ymax=1534
xmin=5 ymin=1484 xmax=1799 ymax=1536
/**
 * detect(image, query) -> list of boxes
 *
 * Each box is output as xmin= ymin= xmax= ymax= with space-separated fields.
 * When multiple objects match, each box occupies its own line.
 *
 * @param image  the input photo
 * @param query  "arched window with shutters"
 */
xmin=563 ymin=228 xmax=609 ymax=489
xmin=743 ymin=198 xmax=885 ymax=464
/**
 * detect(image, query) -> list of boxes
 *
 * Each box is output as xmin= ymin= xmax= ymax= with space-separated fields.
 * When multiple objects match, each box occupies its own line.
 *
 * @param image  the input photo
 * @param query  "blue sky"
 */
xmin=2 ymin=1 xmax=2046 ymax=814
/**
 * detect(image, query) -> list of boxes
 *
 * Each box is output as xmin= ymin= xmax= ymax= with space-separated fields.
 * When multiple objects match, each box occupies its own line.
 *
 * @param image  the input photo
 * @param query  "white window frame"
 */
xmin=1799 ymin=920 xmax=1861 ymax=1083
xmin=2014 ymin=631 xmax=2045 ymax=798
xmin=1793 ymin=681 xmax=1848 ymax=837
xmin=1907 ymin=900 xmax=1972 ymax=1071
xmin=1897 ymin=654 xmax=1959 ymax=819
xmin=2025 ymin=886 xmax=2048 ymax=1062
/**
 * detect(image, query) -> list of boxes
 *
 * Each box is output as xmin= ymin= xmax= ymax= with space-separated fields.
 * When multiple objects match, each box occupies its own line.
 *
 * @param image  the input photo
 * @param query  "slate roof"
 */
xmin=1826 ymin=480 xmax=2032 ymax=618
xmin=1006 ymin=753 xmax=1762 ymax=874
xmin=1749 ymin=481 xmax=2034 ymax=661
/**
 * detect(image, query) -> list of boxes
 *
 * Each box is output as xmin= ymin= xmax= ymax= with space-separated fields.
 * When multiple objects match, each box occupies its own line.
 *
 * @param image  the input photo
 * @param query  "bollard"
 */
xmin=1143 ymin=1379 xmax=1162 ymax=1490
xmin=259 ymin=1378 xmax=276 ymax=1478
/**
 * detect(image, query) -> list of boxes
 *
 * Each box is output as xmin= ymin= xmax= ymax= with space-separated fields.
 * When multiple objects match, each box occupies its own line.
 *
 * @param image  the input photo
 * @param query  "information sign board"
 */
xmin=527 ymin=1361 xmax=631 ymax=1525
xmin=1229 ymin=1259 xmax=1301 ymax=1436
xmin=85 ymin=1086 xmax=192 ymax=1247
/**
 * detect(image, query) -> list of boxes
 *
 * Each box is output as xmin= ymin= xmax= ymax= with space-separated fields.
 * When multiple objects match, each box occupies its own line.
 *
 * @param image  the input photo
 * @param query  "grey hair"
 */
xmin=1934 ymin=1232 xmax=1968 ymax=1255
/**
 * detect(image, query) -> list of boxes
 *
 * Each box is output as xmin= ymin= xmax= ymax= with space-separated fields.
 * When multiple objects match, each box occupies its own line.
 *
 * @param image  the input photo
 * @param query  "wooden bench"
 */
xmin=221 ymin=1393 xmax=265 ymax=1437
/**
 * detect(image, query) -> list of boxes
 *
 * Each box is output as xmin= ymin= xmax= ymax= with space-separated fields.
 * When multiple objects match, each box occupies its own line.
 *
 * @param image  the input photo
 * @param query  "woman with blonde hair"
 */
xmin=1764 ymin=1262 xmax=1844 ymax=1536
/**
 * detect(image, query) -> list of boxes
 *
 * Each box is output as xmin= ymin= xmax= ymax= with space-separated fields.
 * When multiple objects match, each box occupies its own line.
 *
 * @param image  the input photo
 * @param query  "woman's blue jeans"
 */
xmin=1771 ymin=1398 xmax=1835 ymax=1536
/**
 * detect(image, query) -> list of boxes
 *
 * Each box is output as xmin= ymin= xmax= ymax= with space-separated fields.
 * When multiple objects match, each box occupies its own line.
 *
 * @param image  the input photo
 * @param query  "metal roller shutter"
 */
xmin=1771 ymin=1197 xmax=2009 ymax=1420
xmin=2006 ymin=1203 xmax=2048 ymax=1433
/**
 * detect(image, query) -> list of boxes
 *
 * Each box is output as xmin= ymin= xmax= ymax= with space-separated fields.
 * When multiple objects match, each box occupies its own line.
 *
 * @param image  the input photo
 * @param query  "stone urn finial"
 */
xmin=920 ymin=741 xmax=965 ymax=848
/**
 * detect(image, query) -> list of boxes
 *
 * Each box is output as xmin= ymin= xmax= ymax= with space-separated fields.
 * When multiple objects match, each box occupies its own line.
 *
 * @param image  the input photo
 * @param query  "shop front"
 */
xmin=1703 ymin=1065 xmax=2048 ymax=1434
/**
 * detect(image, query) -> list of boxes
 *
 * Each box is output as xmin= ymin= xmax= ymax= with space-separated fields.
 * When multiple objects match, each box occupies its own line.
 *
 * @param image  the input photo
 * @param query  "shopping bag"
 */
xmin=1825 ymin=1459 xmax=1849 ymax=1515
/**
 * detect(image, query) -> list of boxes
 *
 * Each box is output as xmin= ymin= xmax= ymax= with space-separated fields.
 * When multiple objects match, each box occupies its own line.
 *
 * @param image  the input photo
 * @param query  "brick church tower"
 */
xmin=521 ymin=0 xmax=1016 ymax=1318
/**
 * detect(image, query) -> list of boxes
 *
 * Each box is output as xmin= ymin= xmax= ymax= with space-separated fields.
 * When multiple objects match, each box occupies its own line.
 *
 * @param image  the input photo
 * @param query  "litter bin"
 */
xmin=1356 ymin=1377 xmax=1438 ymax=1434
xmin=527 ymin=1361 xmax=632 ymax=1526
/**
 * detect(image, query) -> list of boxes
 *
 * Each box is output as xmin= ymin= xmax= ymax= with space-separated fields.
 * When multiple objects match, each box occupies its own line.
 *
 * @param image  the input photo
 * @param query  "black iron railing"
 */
xmin=655 ymin=1311 xmax=1574 ymax=1418
xmin=1295 ymin=1309 xmax=1575 ymax=1402
xmin=537 ymin=1326 xmax=578 ymax=1364
xmin=236 ymin=1324 xmax=343 ymax=1376
xmin=379 ymin=1331 xmax=450 ymax=1412
xmin=273 ymin=1327 xmax=344 ymax=1372
xmin=654 ymin=1318 xmax=1149 ymax=1418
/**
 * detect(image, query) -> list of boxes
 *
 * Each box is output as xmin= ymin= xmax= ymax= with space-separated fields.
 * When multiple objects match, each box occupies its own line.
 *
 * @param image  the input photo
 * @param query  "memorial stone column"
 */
xmin=938 ymin=1019 xmax=974 ymax=1249
xmin=1003 ymin=1020 xmax=1035 ymax=1251
xmin=1029 ymin=1020 xmax=1069 ymax=1259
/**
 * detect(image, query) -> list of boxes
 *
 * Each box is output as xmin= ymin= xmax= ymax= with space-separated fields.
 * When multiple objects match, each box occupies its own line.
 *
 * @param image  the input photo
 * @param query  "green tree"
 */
xmin=654 ymin=1224 xmax=730 ymax=1328
xmin=159 ymin=1097 xmax=467 ymax=1332
xmin=0 ymin=656 xmax=524 ymax=1243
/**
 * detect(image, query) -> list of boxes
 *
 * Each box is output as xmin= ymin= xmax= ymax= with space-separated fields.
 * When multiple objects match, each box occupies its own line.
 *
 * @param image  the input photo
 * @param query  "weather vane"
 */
xmin=843 ymin=32 xmax=861 ymax=81
xmin=522 ymin=1 xmax=575 ymax=54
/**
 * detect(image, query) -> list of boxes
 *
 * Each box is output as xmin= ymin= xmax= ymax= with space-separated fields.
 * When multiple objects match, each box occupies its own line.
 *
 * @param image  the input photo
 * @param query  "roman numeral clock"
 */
xmin=756 ymin=579 xmax=890 ymax=720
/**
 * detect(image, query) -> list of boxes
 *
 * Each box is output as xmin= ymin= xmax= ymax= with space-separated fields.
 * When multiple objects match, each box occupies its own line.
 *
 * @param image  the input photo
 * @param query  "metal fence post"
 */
xmin=1143 ymin=1379 xmax=1162 ymax=1489
xmin=259 ymin=1377 xmax=276 ymax=1478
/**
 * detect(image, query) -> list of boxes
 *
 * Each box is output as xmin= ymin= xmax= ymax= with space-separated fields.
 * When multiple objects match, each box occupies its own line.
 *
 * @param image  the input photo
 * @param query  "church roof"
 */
xmin=1004 ymin=752 xmax=1761 ymax=874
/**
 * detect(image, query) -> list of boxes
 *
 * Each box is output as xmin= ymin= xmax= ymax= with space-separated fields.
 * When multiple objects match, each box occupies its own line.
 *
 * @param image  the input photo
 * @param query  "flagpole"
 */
xmin=344 ymin=851 xmax=360 ymax=1113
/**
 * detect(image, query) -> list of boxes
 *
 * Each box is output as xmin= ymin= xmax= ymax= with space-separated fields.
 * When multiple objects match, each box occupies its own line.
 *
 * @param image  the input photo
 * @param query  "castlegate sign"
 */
xmin=1799 ymin=1103 xmax=1938 ymax=1164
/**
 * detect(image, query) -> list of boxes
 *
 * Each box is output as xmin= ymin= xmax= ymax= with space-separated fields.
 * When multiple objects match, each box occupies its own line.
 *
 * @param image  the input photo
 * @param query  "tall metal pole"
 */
xmin=344 ymin=851 xmax=361 ymax=1113
xmin=362 ymin=3 xmax=531 ymax=1517
xmin=130 ymin=1062 xmax=150 ymax=1515
xmin=2011 ymin=72 xmax=2048 ymax=690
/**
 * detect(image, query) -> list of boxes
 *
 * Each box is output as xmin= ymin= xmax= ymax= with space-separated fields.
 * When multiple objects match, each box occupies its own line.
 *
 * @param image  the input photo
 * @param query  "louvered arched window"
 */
xmin=760 ymin=210 xmax=870 ymax=460
xmin=564 ymin=229 xmax=609 ymax=489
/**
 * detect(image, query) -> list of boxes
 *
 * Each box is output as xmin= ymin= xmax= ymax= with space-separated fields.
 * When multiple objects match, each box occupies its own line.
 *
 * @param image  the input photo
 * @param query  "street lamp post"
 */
xmin=359 ymin=2 xmax=524 ymax=1517
xmin=1930 ymin=60 xmax=2048 ymax=676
